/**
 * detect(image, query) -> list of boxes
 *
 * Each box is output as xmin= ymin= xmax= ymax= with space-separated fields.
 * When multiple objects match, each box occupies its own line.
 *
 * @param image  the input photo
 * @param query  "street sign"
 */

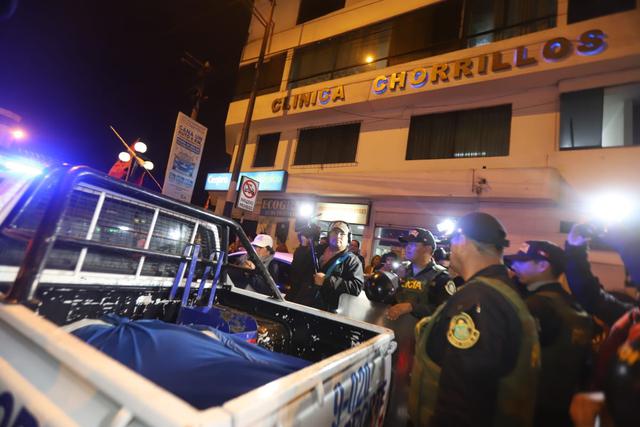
xmin=162 ymin=112 xmax=208 ymax=202
xmin=236 ymin=176 xmax=259 ymax=212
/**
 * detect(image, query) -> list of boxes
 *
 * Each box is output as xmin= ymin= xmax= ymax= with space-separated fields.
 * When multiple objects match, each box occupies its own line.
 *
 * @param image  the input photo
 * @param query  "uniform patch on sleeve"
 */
xmin=447 ymin=312 xmax=480 ymax=349
xmin=445 ymin=280 xmax=456 ymax=295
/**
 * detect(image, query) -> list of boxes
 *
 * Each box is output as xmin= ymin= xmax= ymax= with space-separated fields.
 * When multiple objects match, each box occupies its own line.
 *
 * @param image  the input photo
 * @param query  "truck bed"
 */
xmin=0 ymin=163 xmax=395 ymax=427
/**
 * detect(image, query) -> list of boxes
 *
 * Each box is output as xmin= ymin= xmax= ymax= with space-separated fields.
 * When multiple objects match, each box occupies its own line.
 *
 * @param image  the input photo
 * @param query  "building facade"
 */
xmin=211 ymin=0 xmax=640 ymax=289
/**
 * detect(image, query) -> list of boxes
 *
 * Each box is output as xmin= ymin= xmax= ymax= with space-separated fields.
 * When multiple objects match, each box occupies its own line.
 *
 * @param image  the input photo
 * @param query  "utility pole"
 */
xmin=181 ymin=52 xmax=212 ymax=120
xmin=222 ymin=0 xmax=276 ymax=218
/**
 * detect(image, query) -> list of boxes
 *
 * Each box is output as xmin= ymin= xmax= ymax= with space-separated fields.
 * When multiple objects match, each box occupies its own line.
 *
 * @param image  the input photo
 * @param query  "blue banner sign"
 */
xmin=205 ymin=170 xmax=287 ymax=192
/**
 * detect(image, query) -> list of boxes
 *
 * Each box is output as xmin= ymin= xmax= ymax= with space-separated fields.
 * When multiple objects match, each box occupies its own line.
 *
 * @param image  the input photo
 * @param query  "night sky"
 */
xmin=0 ymin=0 xmax=251 ymax=204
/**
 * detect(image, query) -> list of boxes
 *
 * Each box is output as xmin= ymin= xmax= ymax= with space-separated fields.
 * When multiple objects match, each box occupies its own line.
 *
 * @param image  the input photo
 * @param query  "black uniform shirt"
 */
xmin=398 ymin=261 xmax=457 ymax=318
xmin=524 ymin=282 xmax=566 ymax=346
xmin=425 ymin=264 xmax=523 ymax=427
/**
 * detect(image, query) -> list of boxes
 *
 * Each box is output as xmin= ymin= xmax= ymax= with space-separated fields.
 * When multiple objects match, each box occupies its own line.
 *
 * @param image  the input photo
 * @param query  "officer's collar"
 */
xmin=411 ymin=259 xmax=437 ymax=276
xmin=526 ymin=280 xmax=561 ymax=293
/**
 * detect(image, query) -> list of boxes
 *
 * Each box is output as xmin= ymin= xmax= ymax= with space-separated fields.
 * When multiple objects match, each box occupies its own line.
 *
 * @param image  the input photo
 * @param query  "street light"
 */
xmin=118 ymin=152 xmax=131 ymax=162
xmin=109 ymin=127 xmax=163 ymax=190
xmin=133 ymin=141 xmax=148 ymax=153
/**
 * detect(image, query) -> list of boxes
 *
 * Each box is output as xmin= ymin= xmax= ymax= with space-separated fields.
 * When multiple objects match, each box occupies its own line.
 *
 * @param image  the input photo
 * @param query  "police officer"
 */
xmin=386 ymin=228 xmax=457 ymax=320
xmin=409 ymin=212 xmax=540 ymax=427
xmin=506 ymin=240 xmax=594 ymax=427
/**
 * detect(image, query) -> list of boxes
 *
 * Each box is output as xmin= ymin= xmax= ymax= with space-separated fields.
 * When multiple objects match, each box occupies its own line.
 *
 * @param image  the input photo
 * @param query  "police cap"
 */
xmin=454 ymin=212 xmax=510 ymax=248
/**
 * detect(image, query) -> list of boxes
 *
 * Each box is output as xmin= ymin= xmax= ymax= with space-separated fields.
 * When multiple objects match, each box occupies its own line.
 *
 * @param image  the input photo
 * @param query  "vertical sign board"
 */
xmin=162 ymin=112 xmax=208 ymax=202
xmin=236 ymin=176 xmax=260 ymax=212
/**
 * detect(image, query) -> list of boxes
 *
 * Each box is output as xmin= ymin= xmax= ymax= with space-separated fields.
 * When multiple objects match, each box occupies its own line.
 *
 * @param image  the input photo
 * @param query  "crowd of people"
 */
xmin=230 ymin=213 xmax=640 ymax=427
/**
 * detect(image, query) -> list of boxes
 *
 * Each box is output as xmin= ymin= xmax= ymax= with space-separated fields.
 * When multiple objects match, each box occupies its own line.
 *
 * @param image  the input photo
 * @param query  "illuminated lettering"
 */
xmin=319 ymin=89 xmax=331 ymax=105
xmin=271 ymin=98 xmax=282 ymax=113
xmin=453 ymin=59 xmax=474 ymax=79
xmin=388 ymin=71 xmax=406 ymax=90
xmin=291 ymin=94 xmax=299 ymax=110
xmin=543 ymin=37 xmax=572 ymax=61
xmin=298 ymin=92 xmax=311 ymax=108
xmin=373 ymin=75 xmax=388 ymax=94
xmin=311 ymin=90 xmax=318 ymax=105
xmin=577 ymin=29 xmax=606 ymax=56
xmin=409 ymin=68 xmax=428 ymax=88
xmin=491 ymin=51 xmax=511 ymax=72
xmin=477 ymin=55 xmax=489 ymax=74
xmin=430 ymin=64 xmax=449 ymax=83
xmin=332 ymin=85 xmax=345 ymax=102
xmin=363 ymin=30 xmax=608 ymax=96
xmin=514 ymin=46 xmax=537 ymax=67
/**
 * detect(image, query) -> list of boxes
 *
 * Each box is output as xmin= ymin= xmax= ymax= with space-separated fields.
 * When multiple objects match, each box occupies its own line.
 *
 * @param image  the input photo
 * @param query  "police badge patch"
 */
xmin=447 ymin=312 xmax=480 ymax=349
xmin=445 ymin=280 xmax=456 ymax=295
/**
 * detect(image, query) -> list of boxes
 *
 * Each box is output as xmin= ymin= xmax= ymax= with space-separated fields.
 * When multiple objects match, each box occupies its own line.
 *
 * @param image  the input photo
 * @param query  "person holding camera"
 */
xmin=386 ymin=228 xmax=457 ymax=320
xmin=565 ymin=221 xmax=640 ymax=427
xmin=506 ymin=240 xmax=594 ymax=427
xmin=286 ymin=228 xmax=320 ymax=305
xmin=288 ymin=221 xmax=364 ymax=311
xmin=564 ymin=223 xmax=639 ymax=327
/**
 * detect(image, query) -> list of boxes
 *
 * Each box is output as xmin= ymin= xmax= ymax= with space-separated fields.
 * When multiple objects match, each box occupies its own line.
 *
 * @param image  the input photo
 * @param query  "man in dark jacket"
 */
xmin=312 ymin=221 xmax=364 ymax=312
xmin=506 ymin=240 xmax=593 ymax=427
xmin=286 ymin=232 xmax=318 ymax=306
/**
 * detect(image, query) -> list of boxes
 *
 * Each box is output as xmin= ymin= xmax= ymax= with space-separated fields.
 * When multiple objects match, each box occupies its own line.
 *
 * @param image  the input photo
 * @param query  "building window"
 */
xmin=288 ymin=0 xmax=556 ymax=89
xmin=288 ymin=21 xmax=392 ymax=88
xmin=297 ymin=0 xmax=345 ymax=25
xmin=560 ymin=82 xmax=640 ymax=149
xmin=406 ymin=105 xmax=511 ymax=160
xmin=253 ymin=133 xmax=280 ymax=167
xmin=568 ymin=0 xmax=636 ymax=24
xmin=294 ymin=123 xmax=360 ymax=165
xmin=463 ymin=0 xmax=557 ymax=48
xmin=388 ymin=0 xmax=464 ymax=65
xmin=233 ymin=53 xmax=286 ymax=100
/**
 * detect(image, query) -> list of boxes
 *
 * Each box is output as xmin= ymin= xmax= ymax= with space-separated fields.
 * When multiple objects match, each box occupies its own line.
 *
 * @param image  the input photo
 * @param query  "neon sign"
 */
xmin=372 ymin=29 xmax=606 ymax=95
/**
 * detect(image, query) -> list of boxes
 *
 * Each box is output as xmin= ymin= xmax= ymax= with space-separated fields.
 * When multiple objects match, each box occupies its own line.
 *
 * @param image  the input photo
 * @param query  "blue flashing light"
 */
xmin=0 ymin=157 xmax=44 ymax=177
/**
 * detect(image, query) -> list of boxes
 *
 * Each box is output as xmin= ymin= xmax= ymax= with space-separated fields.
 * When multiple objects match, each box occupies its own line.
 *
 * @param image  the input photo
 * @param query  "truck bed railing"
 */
xmin=1 ymin=165 xmax=283 ymax=305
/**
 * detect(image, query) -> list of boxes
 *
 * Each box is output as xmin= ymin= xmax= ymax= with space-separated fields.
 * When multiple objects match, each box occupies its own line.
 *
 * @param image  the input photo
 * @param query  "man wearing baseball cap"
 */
xmin=386 ymin=227 xmax=457 ymax=321
xmin=311 ymin=220 xmax=364 ymax=311
xmin=409 ymin=212 xmax=540 ymax=427
xmin=505 ymin=240 xmax=594 ymax=427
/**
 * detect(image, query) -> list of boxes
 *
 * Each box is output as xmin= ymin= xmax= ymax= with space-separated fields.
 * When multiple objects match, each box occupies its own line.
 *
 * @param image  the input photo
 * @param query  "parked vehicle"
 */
xmin=0 ymin=153 xmax=395 ymax=427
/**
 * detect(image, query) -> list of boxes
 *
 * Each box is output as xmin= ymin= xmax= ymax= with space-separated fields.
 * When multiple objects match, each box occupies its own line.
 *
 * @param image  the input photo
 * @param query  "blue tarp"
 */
xmin=72 ymin=314 xmax=310 ymax=409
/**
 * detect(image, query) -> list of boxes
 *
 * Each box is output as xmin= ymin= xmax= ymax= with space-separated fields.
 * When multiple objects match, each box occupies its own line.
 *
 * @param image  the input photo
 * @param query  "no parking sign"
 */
xmin=236 ymin=176 xmax=260 ymax=212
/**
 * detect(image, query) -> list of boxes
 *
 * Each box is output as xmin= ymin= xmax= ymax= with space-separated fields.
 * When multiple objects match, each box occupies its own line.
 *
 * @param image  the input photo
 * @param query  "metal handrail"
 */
xmin=1 ymin=165 xmax=283 ymax=304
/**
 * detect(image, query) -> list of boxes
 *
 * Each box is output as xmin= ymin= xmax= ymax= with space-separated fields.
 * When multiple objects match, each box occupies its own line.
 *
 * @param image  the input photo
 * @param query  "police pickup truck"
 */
xmin=0 ymin=153 xmax=395 ymax=427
